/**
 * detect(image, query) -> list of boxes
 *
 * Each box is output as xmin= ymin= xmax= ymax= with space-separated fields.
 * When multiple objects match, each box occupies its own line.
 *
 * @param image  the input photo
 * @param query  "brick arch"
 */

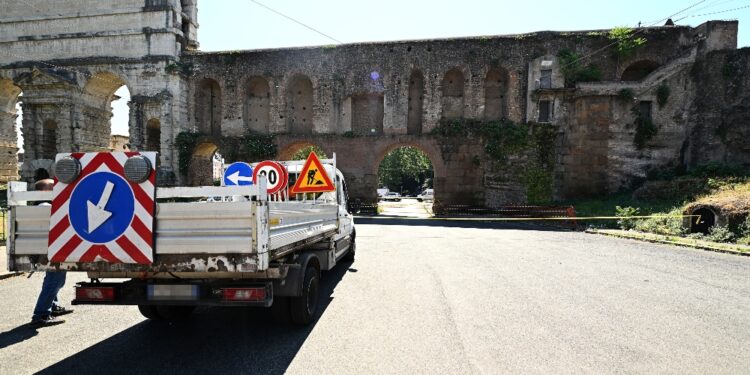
xmin=372 ymin=141 xmax=445 ymax=181
xmin=277 ymin=140 xmax=331 ymax=160
xmin=484 ymin=66 xmax=509 ymax=120
xmin=621 ymin=60 xmax=661 ymax=81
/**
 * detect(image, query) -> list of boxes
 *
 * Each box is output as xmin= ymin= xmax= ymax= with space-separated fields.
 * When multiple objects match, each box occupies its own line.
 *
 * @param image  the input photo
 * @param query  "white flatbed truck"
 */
xmin=5 ymin=152 xmax=355 ymax=325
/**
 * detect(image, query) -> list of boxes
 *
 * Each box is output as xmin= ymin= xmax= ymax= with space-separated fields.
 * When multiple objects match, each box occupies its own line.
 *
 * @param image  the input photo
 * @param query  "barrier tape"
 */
xmin=355 ymin=214 xmax=703 ymax=223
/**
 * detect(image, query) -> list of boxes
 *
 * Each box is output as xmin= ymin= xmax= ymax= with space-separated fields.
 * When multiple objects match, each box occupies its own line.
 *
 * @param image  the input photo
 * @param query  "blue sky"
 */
xmin=20 ymin=0 xmax=750 ymax=148
xmin=198 ymin=0 xmax=749 ymax=51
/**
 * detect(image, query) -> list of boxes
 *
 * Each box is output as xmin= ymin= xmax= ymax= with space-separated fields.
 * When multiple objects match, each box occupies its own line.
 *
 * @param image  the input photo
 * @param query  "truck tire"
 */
xmin=344 ymin=234 xmax=356 ymax=262
xmin=155 ymin=305 xmax=195 ymax=320
xmin=138 ymin=304 xmax=161 ymax=320
xmin=289 ymin=266 xmax=320 ymax=325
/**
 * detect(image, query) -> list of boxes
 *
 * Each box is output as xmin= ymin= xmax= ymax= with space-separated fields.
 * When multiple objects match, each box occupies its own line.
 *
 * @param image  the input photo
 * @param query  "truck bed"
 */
xmin=7 ymin=185 xmax=338 ymax=274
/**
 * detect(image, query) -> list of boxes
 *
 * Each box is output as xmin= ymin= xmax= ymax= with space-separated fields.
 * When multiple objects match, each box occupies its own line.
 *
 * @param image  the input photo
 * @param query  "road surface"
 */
xmin=1 ymin=218 xmax=749 ymax=374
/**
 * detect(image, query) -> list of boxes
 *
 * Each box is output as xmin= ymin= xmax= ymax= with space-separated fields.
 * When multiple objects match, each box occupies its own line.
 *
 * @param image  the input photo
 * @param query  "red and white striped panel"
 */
xmin=48 ymin=152 xmax=156 ymax=264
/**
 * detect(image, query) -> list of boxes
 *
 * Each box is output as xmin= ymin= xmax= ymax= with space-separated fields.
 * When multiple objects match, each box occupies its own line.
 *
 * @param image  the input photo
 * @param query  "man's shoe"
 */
xmin=30 ymin=315 xmax=65 ymax=327
xmin=51 ymin=306 xmax=74 ymax=317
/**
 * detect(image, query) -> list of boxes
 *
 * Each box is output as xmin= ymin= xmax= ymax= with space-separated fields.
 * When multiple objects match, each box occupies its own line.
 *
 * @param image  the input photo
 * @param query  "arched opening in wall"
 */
xmin=351 ymin=94 xmax=384 ymax=135
xmin=485 ymin=67 xmax=509 ymax=121
xmin=377 ymin=146 xmax=435 ymax=217
xmin=245 ymin=77 xmax=270 ymax=133
xmin=33 ymin=168 xmax=49 ymax=181
xmin=690 ymin=207 xmax=716 ymax=235
xmin=41 ymin=120 xmax=57 ymax=160
xmin=278 ymin=142 xmax=328 ymax=160
xmin=441 ymin=69 xmax=465 ymax=120
xmin=0 ymin=79 xmax=22 ymax=182
xmin=146 ymin=118 xmax=161 ymax=152
xmin=407 ymin=70 xmax=424 ymax=135
xmin=286 ymin=75 xmax=313 ymax=134
xmin=188 ymin=142 xmax=224 ymax=186
xmin=84 ymin=72 xmax=131 ymax=151
xmin=195 ymin=78 xmax=222 ymax=136
xmin=621 ymin=60 xmax=660 ymax=81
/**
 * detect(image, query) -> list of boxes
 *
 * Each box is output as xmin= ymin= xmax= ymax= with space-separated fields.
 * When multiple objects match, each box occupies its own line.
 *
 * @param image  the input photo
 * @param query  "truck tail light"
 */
xmin=222 ymin=287 xmax=266 ymax=302
xmin=76 ymin=286 xmax=115 ymax=301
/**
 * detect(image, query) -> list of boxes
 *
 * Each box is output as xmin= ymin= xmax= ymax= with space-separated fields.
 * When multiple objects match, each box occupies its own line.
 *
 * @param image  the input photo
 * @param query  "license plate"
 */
xmin=147 ymin=285 xmax=199 ymax=301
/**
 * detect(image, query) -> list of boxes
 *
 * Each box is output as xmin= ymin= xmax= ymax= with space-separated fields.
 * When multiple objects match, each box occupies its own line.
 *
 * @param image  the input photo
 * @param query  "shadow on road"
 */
xmin=354 ymin=216 xmax=575 ymax=231
xmin=0 ymin=324 xmax=39 ymax=350
xmin=38 ymin=260 xmax=354 ymax=375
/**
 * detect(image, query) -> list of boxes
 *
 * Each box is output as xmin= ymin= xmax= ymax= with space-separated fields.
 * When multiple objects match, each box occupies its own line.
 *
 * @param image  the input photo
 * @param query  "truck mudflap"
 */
xmin=72 ymin=280 xmax=273 ymax=307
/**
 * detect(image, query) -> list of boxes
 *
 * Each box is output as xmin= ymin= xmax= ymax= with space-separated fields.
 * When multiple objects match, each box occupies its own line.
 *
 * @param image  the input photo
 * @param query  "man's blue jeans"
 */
xmin=32 ymin=271 xmax=66 ymax=320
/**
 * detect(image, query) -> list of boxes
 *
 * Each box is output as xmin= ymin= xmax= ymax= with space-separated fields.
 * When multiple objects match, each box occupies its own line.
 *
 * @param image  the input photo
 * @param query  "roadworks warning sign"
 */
xmin=290 ymin=152 xmax=335 ymax=194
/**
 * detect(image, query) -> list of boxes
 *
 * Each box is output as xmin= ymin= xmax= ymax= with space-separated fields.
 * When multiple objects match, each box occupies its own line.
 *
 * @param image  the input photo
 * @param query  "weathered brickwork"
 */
xmin=1 ymin=1 xmax=747 ymax=206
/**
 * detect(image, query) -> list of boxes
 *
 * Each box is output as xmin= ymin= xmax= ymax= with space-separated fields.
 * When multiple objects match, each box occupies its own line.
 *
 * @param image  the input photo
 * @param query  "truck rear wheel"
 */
xmin=289 ymin=266 xmax=320 ymax=325
xmin=138 ymin=304 xmax=161 ymax=320
xmin=344 ymin=234 xmax=356 ymax=262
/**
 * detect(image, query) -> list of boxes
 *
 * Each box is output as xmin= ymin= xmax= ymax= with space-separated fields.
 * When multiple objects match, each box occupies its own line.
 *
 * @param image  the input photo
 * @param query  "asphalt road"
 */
xmin=1 ymin=218 xmax=749 ymax=374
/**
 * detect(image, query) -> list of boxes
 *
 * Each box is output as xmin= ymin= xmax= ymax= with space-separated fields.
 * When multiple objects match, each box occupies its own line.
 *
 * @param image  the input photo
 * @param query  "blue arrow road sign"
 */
xmin=223 ymin=162 xmax=254 ymax=186
xmin=69 ymin=171 xmax=135 ymax=243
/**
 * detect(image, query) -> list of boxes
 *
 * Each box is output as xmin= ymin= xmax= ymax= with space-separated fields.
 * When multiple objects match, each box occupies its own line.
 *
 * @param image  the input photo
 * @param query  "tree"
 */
xmin=291 ymin=145 xmax=327 ymax=160
xmin=378 ymin=147 xmax=433 ymax=195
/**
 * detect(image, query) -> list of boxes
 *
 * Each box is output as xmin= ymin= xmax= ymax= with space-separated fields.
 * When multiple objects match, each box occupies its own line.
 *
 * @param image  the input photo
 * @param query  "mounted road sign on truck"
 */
xmin=6 ymin=152 xmax=355 ymax=325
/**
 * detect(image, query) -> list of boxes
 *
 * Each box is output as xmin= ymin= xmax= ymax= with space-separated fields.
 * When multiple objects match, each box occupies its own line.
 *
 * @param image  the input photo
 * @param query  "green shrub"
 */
xmin=616 ymin=206 xmax=640 ymax=230
xmin=609 ymin=26 xmax=647 ymax=59
xmin=706 ymin=225 xmax=735 ymax=243
xmin=634 ymin=207 xmax=686 ymax=236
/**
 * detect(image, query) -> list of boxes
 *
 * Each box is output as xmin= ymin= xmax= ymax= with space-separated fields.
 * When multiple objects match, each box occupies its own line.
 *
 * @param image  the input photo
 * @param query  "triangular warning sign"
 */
xmin=290 ymin=152 xmax=335 ymax=194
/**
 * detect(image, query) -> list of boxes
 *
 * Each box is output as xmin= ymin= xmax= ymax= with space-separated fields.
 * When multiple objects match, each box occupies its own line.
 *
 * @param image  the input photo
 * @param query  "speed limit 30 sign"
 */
xmin=253 ymin=160 xmax=288 ymax=195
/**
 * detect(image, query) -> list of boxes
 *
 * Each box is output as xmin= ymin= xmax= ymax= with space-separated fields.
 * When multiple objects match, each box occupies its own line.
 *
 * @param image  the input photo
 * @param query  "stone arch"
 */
xmin=41 ymin=119 xmax=57 ymax=160
xmin=484 ymin=66 xmax=509 ymax=120
xmin=195 ymin=78 xmax=222 ymax=136
xmin=145 ymin=118 xmax=161 ymax=152
xmin=286 ymin=74 xmax=314 ymax=134
xmin=0 ymin=79 xmax=21 ymax=182
xmin=407 ymin=70 xmax=424 ymax=135
xmin=441 ymin=68 xmax=465 ymax=119
xmin=245 ymin=76 xmax=271 ymax=133
xmin=82 ymin=71 xmax=131 ymax=151
xmin=621 ymin=60 xmax=660 ymax=81
xmin=188 ymin=141 xmax=221 ymax=186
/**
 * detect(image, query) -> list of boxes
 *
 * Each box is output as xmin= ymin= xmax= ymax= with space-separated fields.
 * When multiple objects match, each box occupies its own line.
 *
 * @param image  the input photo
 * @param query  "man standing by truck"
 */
xmin=30 ymin=178 xmax=73 ymax=327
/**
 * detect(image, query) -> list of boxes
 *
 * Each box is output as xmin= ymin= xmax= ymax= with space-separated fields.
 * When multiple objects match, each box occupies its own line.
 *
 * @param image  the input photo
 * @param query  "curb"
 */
xmin=586 ymin=229 xmax=750 ymax=257
xmin=0 ymin=272 xmax=23 ymax=281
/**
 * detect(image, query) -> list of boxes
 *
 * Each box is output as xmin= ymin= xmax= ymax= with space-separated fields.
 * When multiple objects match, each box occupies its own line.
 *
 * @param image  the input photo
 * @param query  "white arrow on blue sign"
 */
xmin=223 ymin=162 xmax=254 ymax=186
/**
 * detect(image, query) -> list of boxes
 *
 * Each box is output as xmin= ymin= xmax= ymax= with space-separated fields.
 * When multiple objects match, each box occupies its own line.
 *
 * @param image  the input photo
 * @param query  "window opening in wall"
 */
xmin=539 ymin=69 xmax=552 ymax=89
xmin=639 ymin=101 xmax=652 ymax=121
xmin=538 ymin=100 xmax=551 ymax=123
xmin=42 ymin=120 xmax=57 ymax=160
xmin=146 ymin=119 xmax=161 ymax=152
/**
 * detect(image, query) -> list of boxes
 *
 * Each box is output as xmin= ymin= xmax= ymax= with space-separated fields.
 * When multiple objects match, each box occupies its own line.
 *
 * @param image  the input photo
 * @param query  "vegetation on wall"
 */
xmin=432 ymin=119 xmax=557 ymax=204
xmin=557 ymin=49 xmax=602 ymax=87
xmin=632 ymin=106 xmax=658 ymax=149
xmin=608 ymin=27 xmax=647 ymax=59
xmin=657 ymin=84 xmax=670 ymax=108
xmin=618 ymin=88 xmax=635 ymax=101
xmin=175 ymin=131 xmax=202 ymax=176
xmin=175 ymin=131 xmax=276 ymax=177
xmin=291 ymin=145 xmax=328 ymax=160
